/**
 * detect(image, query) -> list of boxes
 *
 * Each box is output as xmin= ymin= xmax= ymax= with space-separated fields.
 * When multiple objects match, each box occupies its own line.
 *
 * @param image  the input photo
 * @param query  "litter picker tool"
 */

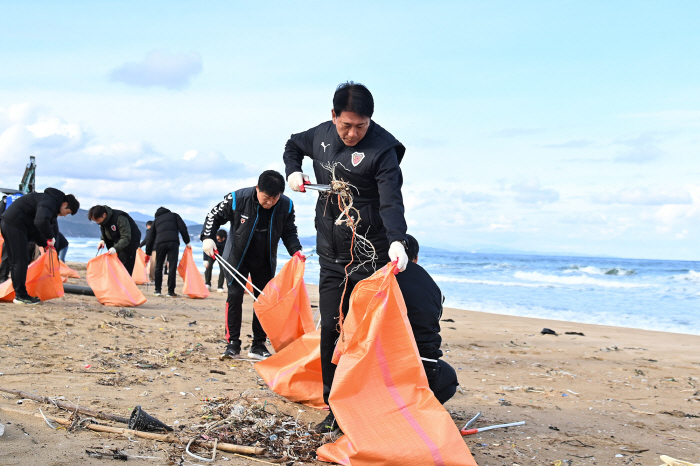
xmin=214 ymin=250 xmax=265 ymax=296
xmin=461 ymin=420 xmax=525 ymax=436
xmin=463 ymin=412 xmax=481 ymax=430
xmin=213 ymin=252 xmax=259 ymax=302
xmin=303 ymin=181 xmax=331 ymax=192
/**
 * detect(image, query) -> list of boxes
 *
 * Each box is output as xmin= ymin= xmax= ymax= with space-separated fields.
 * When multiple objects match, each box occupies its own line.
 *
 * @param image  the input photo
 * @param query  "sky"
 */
xmin=1 ymin=1 xmax=699 ymax=261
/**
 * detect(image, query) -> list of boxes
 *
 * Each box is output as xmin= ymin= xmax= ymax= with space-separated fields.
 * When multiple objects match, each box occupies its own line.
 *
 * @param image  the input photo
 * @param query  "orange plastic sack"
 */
xmin=87 ymin=254 xmax=147 ymax=307
xmin=317 ymin=263 xmax=477 ymax=466
xmin=132 ymin=249 xmax=150 ymax=285
xmin=0 ymin=279 xmax=14 ymax=302
xmin=255 ymin=329 xmax=325 ymax=408
xmin=25 ymin=248 xmax=64 ymax=301
xmin=59 ymin=260 xmax=81 ymax=279
xmin=177 ymin=248 xmax=209 ymax=299
xmin=253 ymin=255 xmax=314 ymax=352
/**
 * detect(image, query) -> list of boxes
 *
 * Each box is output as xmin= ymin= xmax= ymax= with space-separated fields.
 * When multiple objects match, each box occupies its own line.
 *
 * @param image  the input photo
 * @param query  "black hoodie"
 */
xmin=145 ymin=207 xmax=190 ymax=255
xmin=0 ymin=187 xmax=64 ymax=246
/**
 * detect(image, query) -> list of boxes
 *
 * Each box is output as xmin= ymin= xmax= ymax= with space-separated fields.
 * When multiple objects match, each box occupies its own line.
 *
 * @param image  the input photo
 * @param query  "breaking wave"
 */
xmin=431 ymin=275 xmax=555 ymax=288
xmin=565 ymin=265 xmax=636 ymax=276
xmin=514 ymin=271 xmax=648 ymax=289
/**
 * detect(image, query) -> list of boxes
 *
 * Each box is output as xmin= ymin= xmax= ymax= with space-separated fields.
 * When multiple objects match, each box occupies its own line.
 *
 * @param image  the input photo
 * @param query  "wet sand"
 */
xmin=0 ymin=262 xmax=699 ymax=465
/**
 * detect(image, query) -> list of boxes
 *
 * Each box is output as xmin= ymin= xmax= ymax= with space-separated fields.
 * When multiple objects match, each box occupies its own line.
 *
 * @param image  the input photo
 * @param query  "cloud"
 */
xmin=109 ymin=50 xmax=203 ymax=89
xmin=614 ymin=133 xmax=664 ymax=163
xmin=592 ymin=187 xmax=693 ymax=205
xmin=490 ymin=127 xmax=544 ymax=138
xmin=511 ymin=177 xmax=559 ymax=204
xmin=543 ymin=139 xmax=593 ymax=149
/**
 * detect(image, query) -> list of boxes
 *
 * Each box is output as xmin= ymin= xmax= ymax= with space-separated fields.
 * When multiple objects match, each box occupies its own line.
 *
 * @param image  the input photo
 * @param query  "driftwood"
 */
xmin=0 ymin=387 xmax=129 ymax=424
xmin=0 ymin=406 xmax=265 ymax=455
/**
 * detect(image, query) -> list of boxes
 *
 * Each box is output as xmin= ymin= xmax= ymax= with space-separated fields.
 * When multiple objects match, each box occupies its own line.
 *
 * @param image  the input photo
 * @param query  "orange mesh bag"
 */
xmin=317 ymin=263 xmax=478 ymax=466
xmin=132 ymin=249 xmax=150 ymax=285
xmin=25 ymin=248 xmax=64 ymax=301
xmin=87 ymin=254 xmax=147 ymax=307
xmin=177 ymin=247 xmax=209 ymax=299
xmin=59 ymin=260 xmax=81 ymax=280
xmin=255 ymin=329 xmax=325 ymax=408
xmin=253 ymin=255 xmax=314 ymax=351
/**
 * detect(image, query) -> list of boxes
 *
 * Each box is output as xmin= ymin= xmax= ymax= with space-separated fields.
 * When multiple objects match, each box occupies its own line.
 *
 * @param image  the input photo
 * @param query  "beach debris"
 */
xmin=128 ymin=405 xmax=173 ymax=432
xmin=86 ymin=449 xmax=128 ymax=460
xmin=113 ymin=308 xmax=133 ymax=319
xmin=561 ymin=439 xmax=594 ymax=448
xmin=620 ymin=446 xmax=649 ymax=453
xmin=659 ymin=456 xmax=700 ymax=466
xmin=461 ymin=420 xmax=525 ymax=436
xmin=660 ymin=410 xmax=700 ymax=418
xmin=565 ymin=331 xmax=585 ymax=336
xmin=540 ymin=328 xmax=557 ymax=336
xmin=0 ymin=422 xmax=4 ymax=436
xmin=441 ymin=318 xmax=455 ymax=322
xmin=209 ymin=369 xmax=226 ymax=375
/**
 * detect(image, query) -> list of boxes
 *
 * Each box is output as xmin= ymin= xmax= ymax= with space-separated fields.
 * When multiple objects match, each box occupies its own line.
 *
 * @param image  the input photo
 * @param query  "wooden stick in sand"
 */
xmin=0 ymin=386 xmax=130 ymax=424
xmin=0 ymin=406 xmax=265 ymax=456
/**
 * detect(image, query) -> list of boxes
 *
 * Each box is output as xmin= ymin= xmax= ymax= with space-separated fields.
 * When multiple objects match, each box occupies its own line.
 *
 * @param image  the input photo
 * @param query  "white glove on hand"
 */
xmin=46 ymin=238 xmax=56 ymax=248
xmin=389 ymin=241 xmax=408 ymax=272
xmin=202 ymin=238 xmax=216 ymax=257
xmin=108 ymin=247 xmax=117 ymax=255
xmin=186 ymin=243 xmax=192 ymax=250
xmin=97 ymin=240 xmax=105 ymax=250
xmin=287 ymin=172 xmax=310 ymax=192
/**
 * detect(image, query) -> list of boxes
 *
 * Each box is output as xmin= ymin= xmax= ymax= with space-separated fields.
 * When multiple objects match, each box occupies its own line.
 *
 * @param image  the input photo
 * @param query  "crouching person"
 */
xmin=396 ymin=234 xmax=459 ymax=404
xmin=200 ymin=170 xmax=303 ymax=360
xmin=88 ymin=205 xmax=141 ymax=274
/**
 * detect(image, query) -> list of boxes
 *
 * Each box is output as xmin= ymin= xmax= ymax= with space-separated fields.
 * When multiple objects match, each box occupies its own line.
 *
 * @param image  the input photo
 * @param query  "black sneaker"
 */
xmin=153 ymin=290 xmax=162 ymax=296
xmin=219 ymin=344 xmax=240 ymax=360
xmin=13 ymin=295 xmax=41 ymax=305
xmin=167 ymin=292 xmax=178 ymax=298
xmin=314 ymin=411 xmax=342 ymax=434
xmin=248 ymin=345 xmax=271 ymax=360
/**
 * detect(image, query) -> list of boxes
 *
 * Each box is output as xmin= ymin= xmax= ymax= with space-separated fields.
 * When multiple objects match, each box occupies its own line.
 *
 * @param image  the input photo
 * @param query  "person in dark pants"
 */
xmin=201 ymin=170 xmax=303 ymax=360
xmin=88 ymin=205 xmax=141 ymax=274
xmin=396 ymin=235 xmax=459 ymax=404
xmin=55 ymin=232 xmax=69 ymax=262
xmin=283 ymin=82 xmax=409 ymax=432
xmin=203 ymin=229 xmax=227 ymax=292
xmin=0 ymin=188 xmax=80 ymax=304
xmin=145 ymin=207 xmax=191 ymax=297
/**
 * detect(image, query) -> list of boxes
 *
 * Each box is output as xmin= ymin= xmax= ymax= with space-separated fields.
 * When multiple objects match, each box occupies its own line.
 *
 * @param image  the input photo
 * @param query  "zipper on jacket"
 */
xmin=236 ymin=205 xmax=259 ymax=271
xmin=268 ymin=204 xmax=278 ymax=272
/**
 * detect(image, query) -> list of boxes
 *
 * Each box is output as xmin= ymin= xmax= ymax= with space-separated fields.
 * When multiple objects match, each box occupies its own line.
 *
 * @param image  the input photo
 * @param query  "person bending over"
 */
xmin=200 ymin=170 xmax=303 ymax=360
xmin=145 ymin=207 xmax=191 ymax=297
xmin=88 ymin=205 xmax=141 ymax=274
xmin=0 ymin=188 xmax=79 ymax=304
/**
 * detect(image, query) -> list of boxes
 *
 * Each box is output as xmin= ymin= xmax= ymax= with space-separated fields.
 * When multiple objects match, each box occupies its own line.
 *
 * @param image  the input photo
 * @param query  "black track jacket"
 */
xmin=0 ymin=187 xmax=64 ymax=247
xmin=200 ymin=187 xmax=302 ymax=272
xmin=283 ymin=120 xmax=407 ymax=265
xmin=145 ymin=207 xmax=190 ymax=255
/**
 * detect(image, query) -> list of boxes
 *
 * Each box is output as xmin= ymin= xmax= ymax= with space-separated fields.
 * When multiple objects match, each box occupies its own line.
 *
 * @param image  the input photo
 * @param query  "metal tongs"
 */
xmin=303 ymin=181 xmax=331 ymax=192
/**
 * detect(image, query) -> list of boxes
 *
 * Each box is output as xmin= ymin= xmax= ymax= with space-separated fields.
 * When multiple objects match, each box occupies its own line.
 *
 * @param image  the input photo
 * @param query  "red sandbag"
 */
xmin=59 ymin=260 xmax=81 ymax=279
xmin=317 ymin=263 xmax=477 ymax=466
xmin=87 ymin=254 xmax=147 ymax=307
xmin=132 ymin=249 xmax=150 ymax=285
xmin=25 ymin=248 xmax=64 ymax=301
xmin=253 ymin=255 xmax=314 ymax=352
xmin=177 ymin=247 xmax=209 ymax=299
xmin=255 ymin=329 xmax=325 ymax=408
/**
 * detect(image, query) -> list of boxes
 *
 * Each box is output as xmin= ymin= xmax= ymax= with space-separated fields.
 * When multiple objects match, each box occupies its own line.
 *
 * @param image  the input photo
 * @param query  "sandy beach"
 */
xmin=1 ymin=263 xmax=699 ymax=466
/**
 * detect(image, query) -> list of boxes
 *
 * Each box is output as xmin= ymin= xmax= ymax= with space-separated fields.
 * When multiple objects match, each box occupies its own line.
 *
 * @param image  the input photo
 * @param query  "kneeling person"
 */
xmin=396 ymin=234 xmax=459 ymax=404
xmin=201 ymin=170 xmax=303 ymax=360
xmin=89 ymin=205 xmax=142 ymax=274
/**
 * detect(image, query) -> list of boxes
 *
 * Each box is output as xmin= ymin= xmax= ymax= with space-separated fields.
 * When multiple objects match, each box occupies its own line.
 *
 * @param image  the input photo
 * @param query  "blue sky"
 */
xmin=1 ymin=1 xmax=699 ymax=260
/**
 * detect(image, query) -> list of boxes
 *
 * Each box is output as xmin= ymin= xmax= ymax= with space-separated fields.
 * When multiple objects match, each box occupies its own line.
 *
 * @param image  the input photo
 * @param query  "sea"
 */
xmin=63 ymin=238 xmax=700 ymax=336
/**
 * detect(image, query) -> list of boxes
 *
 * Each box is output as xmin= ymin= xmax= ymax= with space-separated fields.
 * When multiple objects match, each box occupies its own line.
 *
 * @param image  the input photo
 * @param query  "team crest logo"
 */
xmin=351 ymin=152 xmax=365 ymax=167
xmin=241 ymin=218 xmax=246 ymax=224
xmin=111 ymin=225 xmax=116 ymax=231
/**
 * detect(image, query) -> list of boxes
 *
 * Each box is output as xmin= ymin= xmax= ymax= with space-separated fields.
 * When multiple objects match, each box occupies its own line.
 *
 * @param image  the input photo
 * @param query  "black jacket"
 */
xmin=283 ymin=120 xmax=407 ymax=265
xmin=395 ymin=261 xmax=444 ymax=360
xmin=0 ymin=187 xmax=64 ymax=247
xmin=145 ymin=207 xmax=189 ymax=255
xmin=200 ymin=187 xmax=302 ymax=272
xmin=99 ymin=207 xmax=141 ymax=253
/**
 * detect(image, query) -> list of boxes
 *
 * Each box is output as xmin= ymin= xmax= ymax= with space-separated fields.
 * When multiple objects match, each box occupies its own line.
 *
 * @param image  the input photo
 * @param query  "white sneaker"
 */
xmin=205 ymin=284 xmax=211 ymax=290
xmin=217 ymin=288 xmax=224 ymax=293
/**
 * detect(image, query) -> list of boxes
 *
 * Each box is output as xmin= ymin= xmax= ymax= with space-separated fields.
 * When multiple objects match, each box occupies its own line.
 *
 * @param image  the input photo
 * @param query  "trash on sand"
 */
xmin=0 ymin=422 xmax=4 ymax=436
xmin=658 ymin=455 xmax=700 ymax=466
xmin=541 ymin=328 xmax=557 ymax=336
xmin=461 ymin=420 xmax=526 ymax=436
xmin=565 ymin=331 xmax=585 ymax=336
xmin=128 ymin=405 xmax=173 ymax=432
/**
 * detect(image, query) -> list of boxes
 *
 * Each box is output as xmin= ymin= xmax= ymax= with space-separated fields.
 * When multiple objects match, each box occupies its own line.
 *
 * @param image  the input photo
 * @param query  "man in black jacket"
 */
xmin=203 ymin=229 xmax=227 ymax=292
xmin=201 ymin=170 xmax=303 ymax=360
xmin=282 ymin=82 xmax=409 ymax=431
xmin=0 ymin=188 xmax=80 ymax=304
xmin=145 ymin=207 xmax=191 ymax=297
xmin=88 ymin=205 xmax=142 ymax=274
xmin=396 ymin=235 xmax=459 ymax=405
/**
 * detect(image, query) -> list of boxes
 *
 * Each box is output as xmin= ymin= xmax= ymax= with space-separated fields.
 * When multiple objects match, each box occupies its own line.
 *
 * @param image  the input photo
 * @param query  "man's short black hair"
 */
xmin=333 ymin=81 xmax=374 ymax=119
xmin=88 ymin=205 xmax=107 ymax=221
xmin=64 ymin=194 xmax=80 ymax=215
xmin=258 ymin=170 xmax=285 ymax=197
xmin=406 ymin=234 xmax=419 ymax=262
xmin=216 ymin=229 xmax=228 ymax=238
xmin=146 ymin=220 xmax=153 ymax=227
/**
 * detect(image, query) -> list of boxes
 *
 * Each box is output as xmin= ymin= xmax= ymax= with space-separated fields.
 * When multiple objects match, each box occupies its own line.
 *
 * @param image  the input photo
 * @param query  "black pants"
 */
xmin=0 ymin=221 xmax=31 ymax=297
xmin=424 ymin=359 xmax=459 ymax=404
xmin=318 ymin=259 xmax=375 ymax=405
xmin=224 ymin=258 xmax=272 ymax=349
xmin=155 ymin=242 xmax=179 ymax=294
xmin=0 ymin=238 xmax=10 ymax=282
xmin=204 ymin=255 xmax=224 ymax=289
xmin=117 ymin=241 xmax=140 ymax=276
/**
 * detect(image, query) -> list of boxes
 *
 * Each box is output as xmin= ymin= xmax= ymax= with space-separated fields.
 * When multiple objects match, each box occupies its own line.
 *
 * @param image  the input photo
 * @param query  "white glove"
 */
xmin=108 ymin=247 xmax=117 ymax=255
xmin=186 ymin=243 xmax=192 ymax=249
xmin=389 ymin=241 xmax=408 ymax=272
xmin=97 ymin=240 xmax=105 ymax=250
xmin=46 ymin=238 xmax=56 ymax=248
xmin=287 ymin=172 xmax=310 ymax=192
xmin=202 ymin=238 xmax=216 ymax=257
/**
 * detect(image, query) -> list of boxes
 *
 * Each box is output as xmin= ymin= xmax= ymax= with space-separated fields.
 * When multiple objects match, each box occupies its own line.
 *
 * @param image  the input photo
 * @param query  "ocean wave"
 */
xmin=432 ymin=275 xmax=555 ymax=288
xmin=671 ymin=270 xmax=700 ymax=282
xmin=514 ymin=271 xmax=648 ymax=289
xmin=565 ymin=265 xmax=636 ymax=276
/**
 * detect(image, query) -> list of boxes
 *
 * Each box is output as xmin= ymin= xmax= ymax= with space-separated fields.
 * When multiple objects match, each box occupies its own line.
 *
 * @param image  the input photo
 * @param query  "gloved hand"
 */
xmin=202 ymin=238 xmax=216 ymax=257
xmin=145 ymin=255 xmax=151 ymax=265
xmin=389 ymin=241 xmax=408 ymax=272
xmin=293 ymin=251 xmax=306 ymax=262
xmin=46 ymin=238 xmax=56 ymax=248
xmin=108 ymin=247 xmax=117 ymax=255
xmin=287 ymin=172 xmax=310 ymax=193
xmin=186 ymin=243 xmax=192 ymax=249
xmin=97 ymin=240 xmax=105 ymax=250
